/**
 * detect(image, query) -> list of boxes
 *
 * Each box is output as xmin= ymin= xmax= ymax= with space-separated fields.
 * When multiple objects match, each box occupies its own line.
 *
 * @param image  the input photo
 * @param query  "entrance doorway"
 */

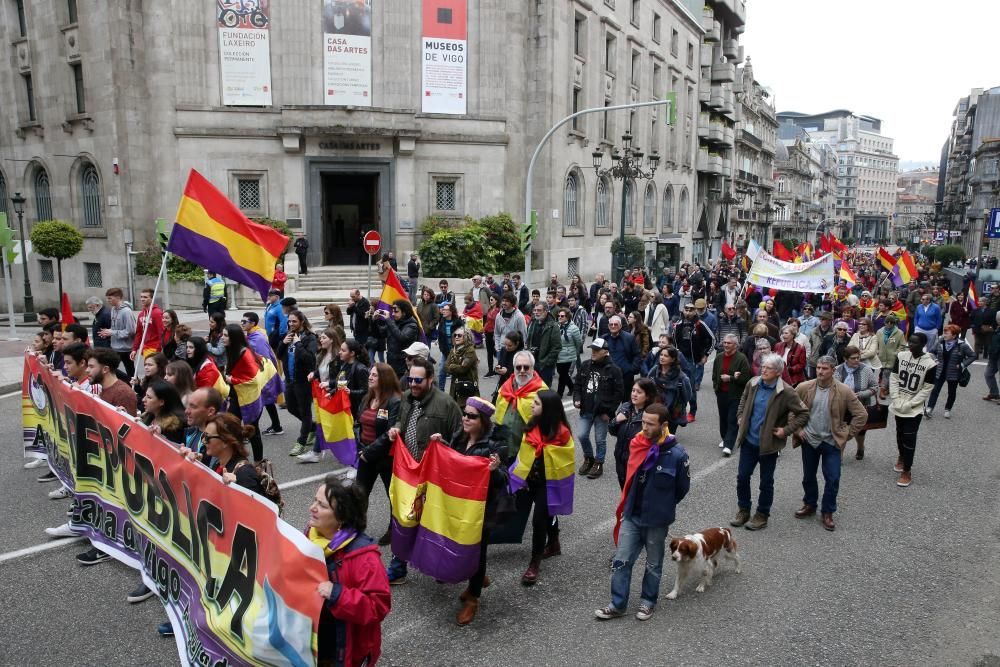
xmin=320 ymin=172 xmax=379 ymax=265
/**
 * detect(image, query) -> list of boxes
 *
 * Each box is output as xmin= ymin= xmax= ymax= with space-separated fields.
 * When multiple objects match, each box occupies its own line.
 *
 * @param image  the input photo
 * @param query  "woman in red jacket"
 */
xmin=774 ymin=325 xmax=807 ymax=386
xmin=309 ymin=475 xmax=391 ymax=667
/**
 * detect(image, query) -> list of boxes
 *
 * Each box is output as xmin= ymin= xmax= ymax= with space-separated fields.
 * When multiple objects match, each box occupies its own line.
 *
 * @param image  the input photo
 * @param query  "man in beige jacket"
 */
xmin=793 ymin=355 xmax=867 ymax=531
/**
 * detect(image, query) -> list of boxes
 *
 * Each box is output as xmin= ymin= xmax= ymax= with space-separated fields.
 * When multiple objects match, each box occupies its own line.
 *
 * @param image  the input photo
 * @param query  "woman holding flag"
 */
xmin=222 ymin=324 xmax=269 ymax=462
xmin=298 ymin=327 xmax=344 ymax=464
xmin=375 ymin=299 xmax=420 ymax=380
xmin=462 ymin=291 xmax=485 ymax=347
xmin=186 ymin=336 xmax=230 ymax=397
xmin=509 ymin=389 xmax=576 ymax=586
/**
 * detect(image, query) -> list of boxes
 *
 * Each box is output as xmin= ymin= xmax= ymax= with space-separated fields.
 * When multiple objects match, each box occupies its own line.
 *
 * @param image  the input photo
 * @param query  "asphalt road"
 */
xmin=2 ymin=359 xmax=999 ymax=667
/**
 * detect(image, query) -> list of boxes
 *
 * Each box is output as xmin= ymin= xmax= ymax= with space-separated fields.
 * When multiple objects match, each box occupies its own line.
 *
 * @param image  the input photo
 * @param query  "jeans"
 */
xmin=894 ymin=414 xmax=922 ymax=472
xmin=538 ymin=365 xmax=555 ymax=387
xmin=715 ymin=392 xmax=739 ymax=449
xmin=915 ymin=327 xmax=937 ymax=353
xmin=285 ymin=381 xmax=314 ymax=446
xmin=927 ymin=378 xmax=958 ymax=410
xmin=610 ymin=518 xmax=669 ymax=610
xmin=691 ymin=362 xmax=705 ymax=391
xmin=800 ymin=441 xmax=842 ymax=514
xmin=577 ymin=413 xmax=609 ymax=463
xmin=736 ymin=441 xmax=779 ymax=516
xmin=986 ymin=356 xmax=999 ymax=396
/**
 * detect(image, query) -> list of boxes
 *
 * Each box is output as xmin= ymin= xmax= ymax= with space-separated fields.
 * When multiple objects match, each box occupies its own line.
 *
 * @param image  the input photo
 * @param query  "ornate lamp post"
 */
xmin=593 ymin=132 xmax=659 ymax=285
xmin=9 ymin=192 xmax=34 ymax=323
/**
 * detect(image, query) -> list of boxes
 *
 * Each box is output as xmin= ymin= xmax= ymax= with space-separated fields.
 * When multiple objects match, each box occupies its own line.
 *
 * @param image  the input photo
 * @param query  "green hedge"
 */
xmin=417 ymin=212 xmax=520 ymax=277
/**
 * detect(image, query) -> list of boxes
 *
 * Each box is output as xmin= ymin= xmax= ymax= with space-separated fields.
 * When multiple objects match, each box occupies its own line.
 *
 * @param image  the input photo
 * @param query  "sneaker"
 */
xmin=296 ymin=450 xmax=321 ymax=464
xmin=730 ymin=509 xmax=751 ymax=527
xmin=24 ymin=458 xmax=47 ymax=469
xmin=897 ymin=471 xmax=912 ymax=487
xmin=587 ymin=462 xmax=604 ymax=479
xmin=943 ymin=409 xmax=951 ymax=419
xmin=37 ymin=471 xmax=58 ymax=483
xmin=127 ymin=583 xmax=156 ymax=604
xmin=893 ymin=457 xmax=904 ymax=473
xmin=289 ymin=443 xmax=307 ymax=457
xmin=718 ymin=440 xmax=725 ymax=449
xmin=157 ymin=622 xmax=174 ymax=637
xmin=578 ymin=457 xmax=595 ymax=476
xmin=48 ymin=487 xmax=70 ymax=500
xmin=76 ymin=547 xmax=111 ymax=566
xmin=983 ymin=394 xmax=1000 ymax=401
xmin=262 ymin=425 xmax=284 ymax=436
xmin=635 ymin=604 xmax=655 ymax=621
xmin=387 ymin=560 xmax=408 ymax=585
xmin=744 ymin=512 xmax=769 ymax=531
xmin=687 ymin=412 xmax=696 ymax=423
xmin=594 ymin=605 xmax=626 ymax=620
xmin=722 ymin=447 xmax=732 ymax=457
xmin=45 ymin=523 xmax=76 ymax=538
xmin=923 ymin=406 xmax=932 ymax=418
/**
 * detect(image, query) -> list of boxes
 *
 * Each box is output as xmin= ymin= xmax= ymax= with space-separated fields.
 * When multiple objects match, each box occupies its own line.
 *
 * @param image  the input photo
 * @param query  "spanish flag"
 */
xmin=509 ymin=424 xmax=576 ymax=516
xmin=312 ymin=381 xmax=357 ymax=467
xmin=388 ymin=435 xmax=489 ymax=583
xmin=170 ymin=169 xmax=288 ymax=299
xmin=839 ymin=262 xmax=859 ymax=288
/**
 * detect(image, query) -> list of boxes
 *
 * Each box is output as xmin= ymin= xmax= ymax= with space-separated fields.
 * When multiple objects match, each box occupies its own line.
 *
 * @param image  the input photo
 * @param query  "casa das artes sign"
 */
xmin=421 ymin=0 xmax=468 ymax=115
xmin=318 ymin=140 xmax=382 ymax=150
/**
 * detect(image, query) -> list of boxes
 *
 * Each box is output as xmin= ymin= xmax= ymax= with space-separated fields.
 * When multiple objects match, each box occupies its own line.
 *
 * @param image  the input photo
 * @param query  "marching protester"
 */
xmin=848 ymin=318 xmax=881 ymax=370
xmin=889 ymin=333 xmax=938 ymax=487
xmin=222 ymin=324 xmax=267 ymax=462
xmin=609 ymin=378 xmax=660 ymax=489
xmin=164 ymin=360 xmax=196 ymax=407
xmin=527 ymin=302 xmax=561 ymax=387
xmin=875 ymin=314 xmax=906 ymax=386
xmin=206 ymin=312 xmax=228 ymax=369
xmin=102 ymin=287 xmax=136 ymax=376
xmin=356 ymin=363 xmax=403 ymax=545
xmin=774 ymin=326 xmax=807 ymax=386
xmin=336 ymin=339 xmax=371 ymax=418
xmin=416 ymin=287 xmax=441 ymax=346
xmin=484 ymin=294 xmax=500 ymax=375
xmin=264 ymin=288 xmax=288 ymax=351
xmin=595 ymin=404 xmax=689 ymax=622
xmin=554 ymin=307 xmax=583 ymax=398
xmin=646 ymin=346 xmax=692 ymax=434
xmin=436 ymin=302 xmax=463 ymax=387
xmin=132 ymin=352 xmax=167 ymax=412
xmin=834 ymin=346 xmax=880 ymax=460
xmin=606 ymin=316 xmax=642 ymax=403
xmin=713 ymin=333 xmax=751 ymax=457
xmin=924 ymin=324 xmax=976 ymax=419
xmin=792 ymin=356 xmax=867 ymax=531
xmin=241 ymin=312 xmax=284 ymax=437
xmin=445 ymin=327 xmax=480 ymax=404
xmin=86 ymin=296 xmax=112 ymax=349
xmin=913 ymin=293 xmax=942 ymax=352
xmin=280 ymin=311 xmax=319 ymax=458
xmin=298 ymin=326 xmax=345 ymax=464
xmin=160 ymin=310 xmax=180 ymax=360
xmin=131 ymin=288 xmax=164 ymax=361
xmin=574 ymin=338 xmax=624 ymax=480
xmin=377 ymin=299 xmax=421 ymax=381
xmin=141 ymin=380 xmax=188 ymax=444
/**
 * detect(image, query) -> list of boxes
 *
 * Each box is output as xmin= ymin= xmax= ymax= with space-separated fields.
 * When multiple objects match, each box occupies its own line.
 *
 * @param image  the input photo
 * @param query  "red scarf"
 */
xmin=524 ymin=423 xmax=572 ymax=457
xmin=498 ymin=372 xmax=545 ymax=405
xmin=613 ymin=430 xmax=674 ymax=544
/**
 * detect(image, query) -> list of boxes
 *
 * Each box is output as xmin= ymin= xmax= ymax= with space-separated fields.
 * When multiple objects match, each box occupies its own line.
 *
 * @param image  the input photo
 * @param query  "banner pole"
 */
xmin=133 ymin=251 xmax=168 ymax=379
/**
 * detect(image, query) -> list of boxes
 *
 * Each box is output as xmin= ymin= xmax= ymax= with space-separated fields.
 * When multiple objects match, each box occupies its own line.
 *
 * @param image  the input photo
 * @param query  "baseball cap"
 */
xmin=589 ymin=338 xmax=609 ymax=350
xmin=818 ymin=311 xmax=833 ymax=321
xmin=694 ymin=298 xmax=707 ymax=309
xmin=403 ymin=342 xmax=430 ymax=359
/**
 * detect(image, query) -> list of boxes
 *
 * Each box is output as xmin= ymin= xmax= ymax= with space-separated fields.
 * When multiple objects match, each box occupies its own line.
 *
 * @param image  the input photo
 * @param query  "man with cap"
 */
xmin=401 ymin=341 xmax=431 ymax=386
xmin=494 ymin=350 xmax=547 ymax=459
xmin=574 ymin=338 xmax=624 ymax=480
xmin=694 ymin=298 xmax=718 ymax=343
xmin=807 ymin=311 xmax=835 ymax=379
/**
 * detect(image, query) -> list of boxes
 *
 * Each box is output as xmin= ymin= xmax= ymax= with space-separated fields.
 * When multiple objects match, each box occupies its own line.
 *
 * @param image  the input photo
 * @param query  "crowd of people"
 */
xmin=22 ymin=245 xmax=1000 ymax=663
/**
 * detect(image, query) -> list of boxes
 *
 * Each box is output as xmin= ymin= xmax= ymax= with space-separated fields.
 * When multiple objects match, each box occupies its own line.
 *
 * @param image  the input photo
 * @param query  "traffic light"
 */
xmin=522 ymin=210 xmax=537 ymax=254
xmin=155 ymin=218 xmax=169 ymax=250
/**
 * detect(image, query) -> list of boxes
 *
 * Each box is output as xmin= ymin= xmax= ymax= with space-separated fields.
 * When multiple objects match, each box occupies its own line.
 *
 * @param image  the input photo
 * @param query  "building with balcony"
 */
xmin=894 ymin=194 xmax=935 ymax=246
xmin=0 ymin=0 xmax=708 ymax=306
xmin=969 ymin=139 xmax=1000 ymax=258
xmin=771 ymin=133 xmax=837 ymax=246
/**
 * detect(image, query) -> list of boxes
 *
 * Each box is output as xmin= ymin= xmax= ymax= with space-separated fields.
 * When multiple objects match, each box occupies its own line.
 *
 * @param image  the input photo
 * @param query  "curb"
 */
xmin=0 ymin=381 xmax=21 ymax=395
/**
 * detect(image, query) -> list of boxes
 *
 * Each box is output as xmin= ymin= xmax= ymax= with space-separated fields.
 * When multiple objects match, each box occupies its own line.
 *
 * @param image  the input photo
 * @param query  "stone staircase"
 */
xmin=288 ymin=265 xmax=381 ymax=306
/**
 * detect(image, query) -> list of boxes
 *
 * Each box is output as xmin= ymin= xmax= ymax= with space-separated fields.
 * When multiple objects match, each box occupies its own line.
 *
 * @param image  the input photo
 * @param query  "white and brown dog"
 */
xmin=665 ymin=527 xmax=741 ymax=599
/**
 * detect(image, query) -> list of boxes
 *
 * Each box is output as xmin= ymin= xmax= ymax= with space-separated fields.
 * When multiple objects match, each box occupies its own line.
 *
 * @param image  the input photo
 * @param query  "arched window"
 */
xmin=678 ymin=187 xmax=689 ymax=232
xmin=564 ymin=171 xmax=579 ymax=229
xmin=34 ymin=167 xmax=52 ymax=222
xmin=623 ymin=179 xmax=635 ymax=230
xmin=596 ymin=176 xmax=611 ymax=230
xmin=80 ymin=163 xmax=103 ymax=227
xmin=0 ymin=171 xmax=8 ymax=218
xmin=643 ymin=182 xmax=656 ymax=232
xmin=661 ymin=186 xmax=673 ymax=232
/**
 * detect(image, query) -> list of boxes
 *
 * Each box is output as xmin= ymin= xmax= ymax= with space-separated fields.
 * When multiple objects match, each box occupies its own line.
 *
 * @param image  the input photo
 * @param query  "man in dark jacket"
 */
xmin=381 ymin=357 xmax=463 ymax=584
xmin=527 ymin=303 xmax=561 ymax=386
xmin=606 ymin=316 xmax=642 ymax=401
xmin=406 ymin=253 xmax=420 ymax=303
xmin=712 ymin=334 xmax=750 ymax=457
xmin=595 ymin=404 xmax=689 ymax=622
xmin=86 ymin=296 xmax=112 ymax=348
xmin=672 ymin=304 xmax=714 ymax=420
xmin=511 ymin=274 xmax=530 ymax=313
xmin=278 ymin=310 xmax=319 ymax=455
xmin=574 ymin=338 xmax=624 ymax=480
xmin=715 ymin=304 xmax=747 ymax=351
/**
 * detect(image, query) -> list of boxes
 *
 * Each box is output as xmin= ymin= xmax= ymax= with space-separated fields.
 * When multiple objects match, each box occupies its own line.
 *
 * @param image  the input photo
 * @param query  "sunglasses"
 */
xmin=240 ymin=319 xmax=250 ymax=324
xmin=407 ymin=377 xmax=426 ymax=384
xmin=515 ymin=365 xmax=531 ymax=372
xmin=200 ymin=434 xmax=224 ymax=443
xmin=462 ymin=411 xmax=480 ymax=419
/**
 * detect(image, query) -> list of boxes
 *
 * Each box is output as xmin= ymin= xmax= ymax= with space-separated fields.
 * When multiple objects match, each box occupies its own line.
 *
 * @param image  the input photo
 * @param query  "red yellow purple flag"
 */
xmin=312 ymin=381 xmax=357 ymax=467
xmin=376 ymin=268 xmax=427 ymax=341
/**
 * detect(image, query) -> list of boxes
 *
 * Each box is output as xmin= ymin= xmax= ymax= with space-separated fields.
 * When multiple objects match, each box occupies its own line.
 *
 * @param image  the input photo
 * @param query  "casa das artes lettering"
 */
xmin=319 ymin=141 xmax=381 ymax=150
xmin=326 ymin=36 xmax=369 ymax=55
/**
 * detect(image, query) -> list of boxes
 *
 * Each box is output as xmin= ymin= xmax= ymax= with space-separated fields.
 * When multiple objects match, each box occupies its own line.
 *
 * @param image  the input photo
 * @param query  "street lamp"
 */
xmin=9 ymin=192 xmax=34 ymax=323
xmin=593 ymin=131 xmax=659 ymax=285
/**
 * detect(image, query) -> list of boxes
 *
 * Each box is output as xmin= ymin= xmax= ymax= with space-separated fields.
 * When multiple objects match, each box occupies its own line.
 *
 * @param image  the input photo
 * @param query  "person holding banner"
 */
xmin=309 ymin=476 xmax=391 ymax=666
xmin=357 ymin=363 xmax=402 ymax=545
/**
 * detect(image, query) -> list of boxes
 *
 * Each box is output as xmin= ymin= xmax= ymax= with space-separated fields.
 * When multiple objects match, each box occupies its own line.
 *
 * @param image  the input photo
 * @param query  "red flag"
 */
xmin=60 ymin=293 xmax=75 ymax=330
xmin=771 ymin=240 xmax=796 ymax=262
xmin=721 ymin=240 xmax=737 ymax=261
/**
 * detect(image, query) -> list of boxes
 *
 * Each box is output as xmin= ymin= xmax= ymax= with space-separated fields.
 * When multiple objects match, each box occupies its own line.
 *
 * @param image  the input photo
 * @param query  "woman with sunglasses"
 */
xmin=323 ymin=303 xmax=347 ymax=343
xmin=554 ymin=307 xmax=583 ymax=398
xmin=436 ymin=397 xmax=509 ymax=625
xmin=445 ymin=327 xmax=479 ymax=403
xmin=357 ymin=363 xmax=402 ymax=544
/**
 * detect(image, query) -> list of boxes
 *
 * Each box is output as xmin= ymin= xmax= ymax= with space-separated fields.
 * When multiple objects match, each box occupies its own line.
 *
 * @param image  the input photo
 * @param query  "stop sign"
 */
xmin=363 ymin=230 xmax=381 ymax=256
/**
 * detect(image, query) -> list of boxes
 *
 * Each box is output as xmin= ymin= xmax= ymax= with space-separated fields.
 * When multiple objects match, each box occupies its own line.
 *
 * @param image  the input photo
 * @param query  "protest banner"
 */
xmin=745 ymin=250 xmax=835 ymax=294
xmin=22 ymin=353 xmax=326 ymax=666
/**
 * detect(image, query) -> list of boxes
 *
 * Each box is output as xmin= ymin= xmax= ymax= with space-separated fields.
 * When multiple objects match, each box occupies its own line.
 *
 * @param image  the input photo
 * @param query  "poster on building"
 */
xmin=421 ymin=0 xmax=467 ymax=114
xmin=217 ymin=0 xmax=273 ymax=106
xmin=323 ymin=0 xmax=373 ymax=106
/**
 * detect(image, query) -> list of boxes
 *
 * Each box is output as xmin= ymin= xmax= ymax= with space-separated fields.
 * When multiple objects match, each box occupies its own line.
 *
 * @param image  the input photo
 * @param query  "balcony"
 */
xmin=698 ymin=111 xmax=710 ymax=137
xmin=709 ymin=122 xmax=724 ymax=142
xmin=723 ymin=39 xmax=740 ymax=61
xmin=722 ymin=157 xmax=732 ymax=176
xmin=698 ymin=78 xmax=711 ymax=104
xmin=705 ymin=20 xmax=721 ymax=43
xmin=722 ymin=125 xmax=735 ymax=148
xmin=701 ymin=6 xmax=715 ymax=32
xmin=740 ymin=129 xmax=762 ymax=149
xmin=697 ymin=147 xmax=711 ymax=172
xmin=708 ymin=154 xmax=724 ymax=175
xmin=711 ymin=62 xmax=735 ymax=83
xmin=737 ymin=169 xmax=759 ymax=185
xmin=709 ymin=84 xmax=724 ymax=109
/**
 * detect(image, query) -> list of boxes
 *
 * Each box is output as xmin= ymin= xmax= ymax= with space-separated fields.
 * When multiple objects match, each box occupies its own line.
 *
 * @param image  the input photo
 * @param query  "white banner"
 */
xmin=746 ymin=250 xmax=836 ymax=294
xmin=217 ymin=0 xmax=272 ymax=106
xmin=323 ymin=0 xmax=372 ymax=106
xmin=421 ymin=0 xmax=467 ymax=114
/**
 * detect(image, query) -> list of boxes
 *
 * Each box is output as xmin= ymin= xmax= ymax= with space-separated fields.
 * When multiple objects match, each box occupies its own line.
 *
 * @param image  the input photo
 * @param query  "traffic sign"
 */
xmin=363 ymin=230 xmax=382 ymax=256
xmin=988 ymin=208 xmax=1000 ymax=239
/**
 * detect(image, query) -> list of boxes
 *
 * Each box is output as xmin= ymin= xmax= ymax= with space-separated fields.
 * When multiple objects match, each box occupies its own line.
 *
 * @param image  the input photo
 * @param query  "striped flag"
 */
xmin=891 ymin=250 xmax=918 ymax=287
xmin=877 ymin=247 xmax=897 ymax=272
xmin=228 ymin=348 xmax=276 ymax=424
xmin=389 ymin=435 xmax=490 ymax=583
xmin=312 ymin=381 xmax=357 ymax=467
xmin=721 ymin=240 xmax=737 ymax=261
xmin=839 ymin=262 xmax=859 ymax=288
xmin=195 ymin=358 xmax=231 ymax=398
xmin=771 ymin=240 xmax=796 ymax=262
xmin=509 ymin=424 xmax=576 ymax=516
xmin=377 ymin=268 xmax=427 ymax=341
xmin=968 ymin=283 xmax=979 ymax=310
xmin=890 ymin=300 xmax=909 ymax=333
xmin=463 ymin=301 xmax=484 ymax=334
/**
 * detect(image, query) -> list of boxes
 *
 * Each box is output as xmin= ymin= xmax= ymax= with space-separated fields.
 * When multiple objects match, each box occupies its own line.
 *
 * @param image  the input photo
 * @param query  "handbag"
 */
xmin=862 ymin=403 xmax=888 ymax=431
xmin=453 ymin=379 xmax=479 ymax=401
xmin=959 ymin=367 xmax=972 ymax=388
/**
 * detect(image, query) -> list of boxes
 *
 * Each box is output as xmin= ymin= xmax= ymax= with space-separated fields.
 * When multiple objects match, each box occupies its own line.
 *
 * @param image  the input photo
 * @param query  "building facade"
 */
xmin=771 ymin=136 xmax=836 ymax=245
xmin=729 ymin=57 xmax=776 ymax=249
xmin=0 ymin=0 xmax=728 ymax=307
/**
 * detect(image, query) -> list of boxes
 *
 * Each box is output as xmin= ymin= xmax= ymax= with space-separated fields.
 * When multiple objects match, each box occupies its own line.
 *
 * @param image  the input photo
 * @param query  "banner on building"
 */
xmin=323 ymin=0 xmax=373 ymax=106
xmin=22 ymin=353 xmax=326 ymax=666
xmin=421 ymin=0 xmax=467 ymax=114
xmin=217 ymin=0 xmax=273 ymax=106
xmin=746 ymin=250 xmax=835 ymax=294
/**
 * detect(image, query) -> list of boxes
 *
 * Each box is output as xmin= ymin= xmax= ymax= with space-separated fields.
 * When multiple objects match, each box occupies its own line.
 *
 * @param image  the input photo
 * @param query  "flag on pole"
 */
xmin=745 ymin=239 xmax=763 ymax=263
xmin=721 ymin=240 xmax=737 ymax=261
xmin=828 ymin=233 xmax=848 ymax=258
xmin=794 ymin=241 xmax=813 ymax=262
xmin=376 ymin=268 xmax=427 ymax=341
xmin=839 ymin=262 xmax=859 ymax=288
xmin=877 ymin=247 xmax=897 ymax=272
xmin=60 ymin=293 xmax=75 ymax=330
xmin=891 ymin=250 xmax=918 ymax=287
xmin=312 ymin=381 xmax=358 ymax=467
xmin=967 ymin=282 xmax=979 ymax=310
xmin=890 ymin=300 xmax=909 ymax=333
xmin=771 ymin=240 xmax=796 ymax=262
xmin=169 ymin=169 xmax=289 ymax=299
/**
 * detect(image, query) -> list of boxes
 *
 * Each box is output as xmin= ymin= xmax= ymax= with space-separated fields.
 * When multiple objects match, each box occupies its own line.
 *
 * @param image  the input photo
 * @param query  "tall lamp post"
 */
xmin=593 ymin=132 xmax=659 ymax=285
xmin=9 ymin=193 xmax=34 ymax=323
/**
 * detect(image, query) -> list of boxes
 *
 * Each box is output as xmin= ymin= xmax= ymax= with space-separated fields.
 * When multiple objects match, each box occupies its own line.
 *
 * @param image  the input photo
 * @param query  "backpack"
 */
xmin=235 ymin=459 xmax=285 ymax=515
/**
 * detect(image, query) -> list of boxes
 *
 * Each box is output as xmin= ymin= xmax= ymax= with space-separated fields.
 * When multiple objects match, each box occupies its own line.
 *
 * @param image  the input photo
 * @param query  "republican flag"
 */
xmin=377 ymin=268 xmax=427 ymax=341
xmin=228 ymin=348 xmax=276 ymax=425
xmin=60 ymin=293 xmax=75 ymax=331
xmin=794 ymin=241 xmax=813 ymax=262
xmin=463 ymin=301 xmax=484 ymax=334
xmin=389 ymin=435 xmax=490 ymax=583
xmin=771 ymin=240 xmax=796 ymax=262
xmin=721 ymin=240 xmax=737 ymax=261
xmin=891 ymin=250 xmax=918 ymax=287
xmin=877 ymin=247 xmax=897 ymax=272
xmin=819 ymin=232 xmax=832 ymax=254
xmin=169 ymin=169 xmax=289 ymax=299
xmin=194 ymin=358 xmax=231 ymax=398
xmin=890 ymin=300 xmax=909 ymax=333
xmin=968 ymin=283 xmax=979 ymax=310
xmin=839 ymin=262 xmax=859 ymax=288
xmin=739 ymin=254 xmax=751 ymax=273
xmin=828 ymin=233 xmax=848 ymax=257
xmin=509 ymin=424 xmax=576 ymax=516
xmin=312 ymin=381 xmax=357 ymax=467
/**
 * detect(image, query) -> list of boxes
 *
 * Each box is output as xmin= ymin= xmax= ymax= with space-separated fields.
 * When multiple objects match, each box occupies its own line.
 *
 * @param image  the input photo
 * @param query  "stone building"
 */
xmin=894 ymin=193 xmax=935 ymax=246
xmin=0 ymin=0 xmax=723 ymax=306
xmin=772 ymin=133 xmax=837 ymax=246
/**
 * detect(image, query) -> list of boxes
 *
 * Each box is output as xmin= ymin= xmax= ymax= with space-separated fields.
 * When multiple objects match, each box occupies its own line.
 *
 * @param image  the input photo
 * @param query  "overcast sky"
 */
xmin=740 ymin=0 xmax=1000 ymax=168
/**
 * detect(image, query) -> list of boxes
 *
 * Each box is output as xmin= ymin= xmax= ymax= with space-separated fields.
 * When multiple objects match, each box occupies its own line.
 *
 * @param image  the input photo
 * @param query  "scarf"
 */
xmin=560 ymin=322 xmax=570 ymax=342
xmin=508 ymin=424 xmax=576 ymax=516
xmin=307 ymin=526 xmax=358 ymax=559
xmin=614 ymin=429 xmax=675 ymax=544
xmin=494 ymin=372 xmax=546 ymax=425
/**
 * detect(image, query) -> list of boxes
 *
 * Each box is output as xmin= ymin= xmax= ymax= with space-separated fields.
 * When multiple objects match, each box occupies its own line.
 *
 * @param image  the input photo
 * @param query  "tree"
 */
xmin=933 ymin=244 xmax=965 ymax=267
xmin=418 ymin=224 xmax=499 ymax=278
xmin=475 ymin=212 xmax=521 ymax=273
xmin=30 ymin=220 xmax=83 ymax=298
xmin=610 ymin=235 xmax=646 ymax=271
